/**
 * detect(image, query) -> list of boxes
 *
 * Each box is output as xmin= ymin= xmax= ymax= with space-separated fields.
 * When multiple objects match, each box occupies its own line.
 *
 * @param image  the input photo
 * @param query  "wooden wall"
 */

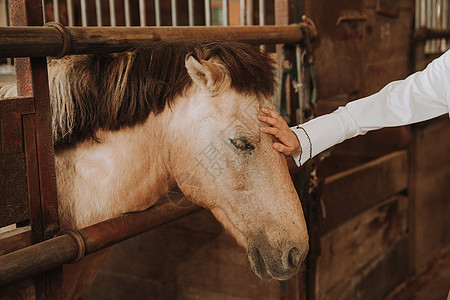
xmin=307 ymin=0 xmax=450 ymax=299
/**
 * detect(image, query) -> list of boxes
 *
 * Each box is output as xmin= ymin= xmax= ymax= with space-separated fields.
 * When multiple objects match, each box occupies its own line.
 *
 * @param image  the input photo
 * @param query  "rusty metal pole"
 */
xmin=0 ymin=198 xmax=201 ymax=288
xmin=0 ymin=25 xmax=305 ymax=58
xmin=8 ymin=0 xmax=61 ymax=298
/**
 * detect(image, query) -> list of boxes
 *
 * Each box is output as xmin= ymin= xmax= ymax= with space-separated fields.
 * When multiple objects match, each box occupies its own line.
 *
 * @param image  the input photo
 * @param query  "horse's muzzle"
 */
xmin=248 ymin=241 xmax=308 ymax=280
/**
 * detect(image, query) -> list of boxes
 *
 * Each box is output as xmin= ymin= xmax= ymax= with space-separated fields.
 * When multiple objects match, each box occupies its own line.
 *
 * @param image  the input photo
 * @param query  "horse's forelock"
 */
xmin=50 ymin=41 xmax=276 ymax=148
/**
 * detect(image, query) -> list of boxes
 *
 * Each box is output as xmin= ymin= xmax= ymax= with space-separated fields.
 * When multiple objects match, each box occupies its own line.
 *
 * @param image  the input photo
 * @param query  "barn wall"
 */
xmin=309 ymin=0 xmax=450 ymax=299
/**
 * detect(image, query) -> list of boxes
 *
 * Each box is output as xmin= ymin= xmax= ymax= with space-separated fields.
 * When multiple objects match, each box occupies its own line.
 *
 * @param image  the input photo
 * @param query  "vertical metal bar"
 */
xmin=109 ymin=0 xmax=116 ymax=26
xmin=205 ymin=0 xmax=211 ymax=26
xmin=222 ymin=0 xmax=229 ymax=26
xmin=443 ymin=0 xmax=448 ymax=50
xmin=259 ymin=0 xmax=264 ymax=25
xmin=41 ymin=0 xmax=46 ymax=23
xmin=124 ymin=0 xmax=131 ymax=26
xmin=415 ymin=0 xmax=420 ymax=29
xmin=67 ymin=0 xmax=74 ymax=26
xmin=139 ymin=0 xmax=146 ymax=26
xmin=80 ymin=0 xmax=87 ymax=26
xmin=95 ymin=0 xmax=102 ymax=26
xmin=437 ymin=0 xmax=442 ymax=50
xmin=155 ymin=0 xmax=161 ymax=26
xmin=188 ymin=0 xmax=194 ymax=26
xmin=240 ymin=0 xmax=245 ymax=25
xmin=8 ymin=0 xmax=61 ymax=298
xmin=420 ymin=0 xmax=426 ymax=27
xmin=1 ymin=0 xmax=8 ymax=26
xmin=53 ymin=0 xmax=59 ymax=22
xmin=246 ymin=0 xmax=253 ymax=25
xmin=171 ymin=0 xmax=177 ymax=26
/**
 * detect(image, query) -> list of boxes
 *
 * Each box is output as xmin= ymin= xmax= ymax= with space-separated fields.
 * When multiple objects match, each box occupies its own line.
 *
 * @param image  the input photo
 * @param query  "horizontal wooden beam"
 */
xmin=0 ymin=25 xmax=305 ymax=58
xmin=318 ymin=150 xmax=408 ymax=234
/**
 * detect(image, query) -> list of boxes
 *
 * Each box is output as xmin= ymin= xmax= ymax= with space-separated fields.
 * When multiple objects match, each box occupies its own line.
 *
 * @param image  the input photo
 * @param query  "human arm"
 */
xmin=260 ymin=50 xmax=450 ymax=166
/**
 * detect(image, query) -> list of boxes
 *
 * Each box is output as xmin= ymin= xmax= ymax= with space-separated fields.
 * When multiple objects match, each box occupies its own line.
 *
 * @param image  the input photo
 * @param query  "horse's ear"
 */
xmin=185 ymin=54 xmax=229 ymax=95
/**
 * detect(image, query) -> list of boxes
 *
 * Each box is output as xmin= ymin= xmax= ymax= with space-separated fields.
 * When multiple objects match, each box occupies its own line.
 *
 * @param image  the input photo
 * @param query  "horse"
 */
xmin=0 ymin=41 xmax=309 ymax=299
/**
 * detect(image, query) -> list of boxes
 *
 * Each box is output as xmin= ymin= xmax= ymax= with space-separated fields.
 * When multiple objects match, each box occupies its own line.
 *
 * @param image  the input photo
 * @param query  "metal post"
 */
xmin=222 ymin=0 xmax=228 ymax=26
xmin=259 ymin=0 xmax=264 ymax=25
xmin=96 ymin=0 xmax=102 ymax=26
xmin=124 ymin=0 xmax=131 ymax=26
xmin=109 ymin=0 xmax=116 ymax=27
xmin=7 ymin=0 xmax=61 ymax=297
xmin=80 ymin=0 xmax=87 ymax=26
xmin=171 ymin=0 xmax=177 ymax=26
xmin=240 ymin=0 xmax=245 ymax=25
xmin=188 ymin=0 xmax=194 ymax=26
xmin=67 ymin=0 xmax=74 ymax=26
xmin=246 ymin=0 xmax=253 ymax=25
xmin=155 ymin=0 xmax=161 ymax=26
xmin=205 ymin=0 xmax=211 ymax=26
xmin=0 ymin=25 xmax=307 ymax=57
xmin=53 ymin=0 xmax=59 ymax=22
xmin=139 ymin=0 xmax=146 ymax=26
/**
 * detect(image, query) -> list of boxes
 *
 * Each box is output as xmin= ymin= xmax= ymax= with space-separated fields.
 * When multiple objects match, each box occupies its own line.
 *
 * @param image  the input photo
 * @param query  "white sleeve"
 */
xmin=291 ymin=50 xmax=450 ymax=167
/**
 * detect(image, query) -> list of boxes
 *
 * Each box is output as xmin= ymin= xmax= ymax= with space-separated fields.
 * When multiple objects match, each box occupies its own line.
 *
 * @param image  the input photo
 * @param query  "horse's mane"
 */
xmin=49 ymin=41 xmax=276 ymax=147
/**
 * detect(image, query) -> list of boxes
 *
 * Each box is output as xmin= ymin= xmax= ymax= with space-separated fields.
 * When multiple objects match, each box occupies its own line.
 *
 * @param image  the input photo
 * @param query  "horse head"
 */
xmin=165 ymin=45 xmax=309 ymax=280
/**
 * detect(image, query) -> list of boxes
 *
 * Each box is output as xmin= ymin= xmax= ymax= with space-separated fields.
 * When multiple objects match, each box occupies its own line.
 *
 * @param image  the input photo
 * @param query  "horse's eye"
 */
xmin=230 ymin=138 xmax=254 ymax=152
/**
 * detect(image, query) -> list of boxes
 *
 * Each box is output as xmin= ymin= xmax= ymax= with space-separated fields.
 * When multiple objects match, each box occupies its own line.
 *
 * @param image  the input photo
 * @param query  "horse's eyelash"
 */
xmin=230 ymin=138 xmax=255 ymax=152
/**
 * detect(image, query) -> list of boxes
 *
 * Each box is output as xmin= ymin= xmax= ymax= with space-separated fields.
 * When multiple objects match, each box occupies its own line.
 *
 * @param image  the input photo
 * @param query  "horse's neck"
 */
xmin=56 ymin=115 xmax=174 ymax=230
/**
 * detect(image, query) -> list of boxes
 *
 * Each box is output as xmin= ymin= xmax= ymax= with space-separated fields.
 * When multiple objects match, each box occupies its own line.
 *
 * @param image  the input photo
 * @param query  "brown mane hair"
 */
xmin=49 ymin=41 xmax=276 ymax=147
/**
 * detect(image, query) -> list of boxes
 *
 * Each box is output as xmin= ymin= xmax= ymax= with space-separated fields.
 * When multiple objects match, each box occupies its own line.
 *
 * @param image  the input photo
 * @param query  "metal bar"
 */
xmin=124 ymin=0 xmax=131 ymax=26
xmin=67 ymin=0 xmax=74 ymax=26
xmin=0 ymin=25 xmax=306 ymax=58
xmin=188 ymin=0 xmax=194 ymax=26
xmin=415 ymin=0 xmax=420 ymax=29
xmin=240 ymin=0 xmax=245 ymax=25
xmin=222 ymin=0 xmax=228 ymax=26
xmin=171 ymin=0 xmax=177 ymax=26
xmin=109 ymin=0 xmax=116 ymax=27
xmin=259 ymin=0 xmax=265 ymax=25
xmin=42 ymin=0 xmax=46 ymax=23
xmin=1 ymin=0 xmax=8 ymax=26
xmin=80 ymin=0 xmax=87 ymax=26
xmin=414 ymin=27 xmax=450 ymax=41
xmin=8 ymin=0 xmax=62 ymax=297
xmin=53 ymin=0 xmax=59 ymax=22
xmin=95 ymin=0 xmax=102 ymax=26
xmin=205 ymin=0 xmax=211 ymax=26
xmin=0 ymin=198 xmax=202 ymax=288
xmin=155 ymin=0 xmax=161 ymax=26
xmin=139 ymin=0 xmax=146 ymax=26
xmin=246 ymin=0 xmax=253 ymax=25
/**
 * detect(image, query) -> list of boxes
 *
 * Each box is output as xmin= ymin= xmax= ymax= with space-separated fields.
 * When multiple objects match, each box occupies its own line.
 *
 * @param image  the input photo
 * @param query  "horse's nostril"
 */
xmin=288 ymin=247 xmax=301 ymax=269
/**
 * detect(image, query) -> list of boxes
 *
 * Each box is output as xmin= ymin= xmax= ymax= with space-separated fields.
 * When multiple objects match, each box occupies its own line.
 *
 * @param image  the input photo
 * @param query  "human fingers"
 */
xmin=273 ymin=142 xmax=298 ymax=156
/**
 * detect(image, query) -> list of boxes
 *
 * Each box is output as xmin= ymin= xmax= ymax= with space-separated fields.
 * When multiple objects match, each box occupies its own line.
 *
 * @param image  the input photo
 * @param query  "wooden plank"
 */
xmin=309 ymin=0 xmax=363 ymax=99
xmin=0 ymin=226 xmax=32 ymax=256
xmin=410 ymin=116 xmax=450 ymax=274
xmin=315 ymin=195 xmax=409 ymax=299
xmin=0 ymin=152 xmax=30 ymax=228
xmin=319 ymin=238 xmax=409 ymax=300
xmin=319 ymin=150 xmax=408 ymax=234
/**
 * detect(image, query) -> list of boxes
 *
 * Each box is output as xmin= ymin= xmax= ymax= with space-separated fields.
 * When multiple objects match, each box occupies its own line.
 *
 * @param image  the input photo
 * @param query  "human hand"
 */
xmin=258 ymin=107 xmax=302 ymax=156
